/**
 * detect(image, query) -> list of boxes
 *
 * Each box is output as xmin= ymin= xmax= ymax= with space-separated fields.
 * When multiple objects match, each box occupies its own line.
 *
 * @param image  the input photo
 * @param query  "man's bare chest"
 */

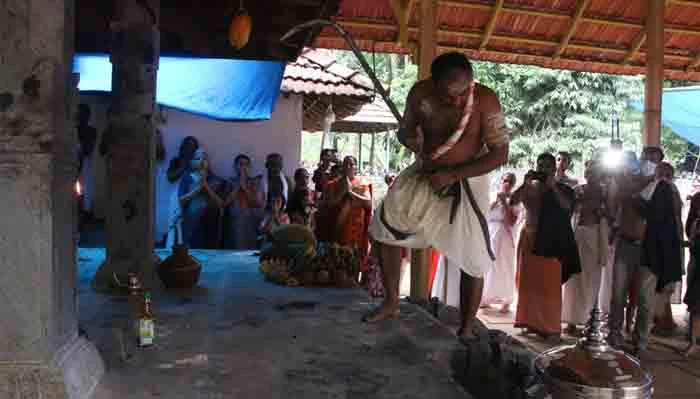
xmin=416 ymin=98 xmax=481 ymax=141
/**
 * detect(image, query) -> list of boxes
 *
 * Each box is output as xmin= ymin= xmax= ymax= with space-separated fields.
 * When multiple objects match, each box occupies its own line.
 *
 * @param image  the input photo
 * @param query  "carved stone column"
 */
xmin=0 ymin=1 xmax=104 ymax=398
xmin=92 ymin=0 xmax=162 ymax=292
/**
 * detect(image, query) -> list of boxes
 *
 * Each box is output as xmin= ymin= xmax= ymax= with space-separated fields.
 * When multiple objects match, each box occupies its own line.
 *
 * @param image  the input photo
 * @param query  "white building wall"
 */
xmin=79 ymin=93 xmax=303 ymax=244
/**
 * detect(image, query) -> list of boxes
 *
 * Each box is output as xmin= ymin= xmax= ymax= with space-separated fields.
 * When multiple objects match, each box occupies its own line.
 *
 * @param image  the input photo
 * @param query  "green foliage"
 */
xmin=304 ymin=50 xmax=693 ymax=175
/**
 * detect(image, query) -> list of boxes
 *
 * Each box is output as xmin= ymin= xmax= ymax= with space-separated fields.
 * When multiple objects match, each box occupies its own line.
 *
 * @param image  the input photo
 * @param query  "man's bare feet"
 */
xmin=683 ymin=344 xmax=699 ymax=358
xmin=362 ymin=301 xmax=400 ymax=323
xmin=456 ymin=327 xmax=478 ymax=345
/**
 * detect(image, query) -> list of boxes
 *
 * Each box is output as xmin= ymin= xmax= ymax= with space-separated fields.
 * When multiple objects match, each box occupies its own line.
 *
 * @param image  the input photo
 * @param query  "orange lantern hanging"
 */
xmin=229 ymin=0 xmax=252 ymax=50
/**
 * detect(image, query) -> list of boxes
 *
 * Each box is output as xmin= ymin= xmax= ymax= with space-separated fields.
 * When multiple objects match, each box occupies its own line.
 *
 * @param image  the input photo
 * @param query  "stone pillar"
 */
xmin=0 ymin=1 xmax=104 ymax=398
xmin=643 ymin=0 xmax=664 ymax=147
xmin=92 ymin=0 xmax=162 ymax=292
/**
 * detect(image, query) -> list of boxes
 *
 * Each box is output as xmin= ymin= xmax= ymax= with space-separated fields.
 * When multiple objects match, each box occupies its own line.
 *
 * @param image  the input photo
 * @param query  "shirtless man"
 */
xmin=562 ymin=159 xmax=608 ymax=334
xmin=365 ymin=53 xmax=509 ymax=340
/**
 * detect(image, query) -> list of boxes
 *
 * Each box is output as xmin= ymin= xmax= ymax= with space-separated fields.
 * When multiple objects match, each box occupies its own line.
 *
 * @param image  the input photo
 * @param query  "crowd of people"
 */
xmin=74 ymin=50 xmax=699 ymax=360
xmin=163 ymin=140 xmax=375 ymax=265
xmin=484 ymin=148 xmax=698 ymax=358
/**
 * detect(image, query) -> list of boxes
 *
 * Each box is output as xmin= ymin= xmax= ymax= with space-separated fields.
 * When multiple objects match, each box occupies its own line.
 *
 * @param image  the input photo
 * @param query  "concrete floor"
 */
xmin=78 ymin=249 xmax=471 ymax=399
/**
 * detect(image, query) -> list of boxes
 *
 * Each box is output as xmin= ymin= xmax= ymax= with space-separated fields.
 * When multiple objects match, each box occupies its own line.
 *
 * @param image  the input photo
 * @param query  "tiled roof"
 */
xmin=282 ymin=49 xmax=375 ymax=98
xmin=332 ymin=98 xmax=399 ymax=133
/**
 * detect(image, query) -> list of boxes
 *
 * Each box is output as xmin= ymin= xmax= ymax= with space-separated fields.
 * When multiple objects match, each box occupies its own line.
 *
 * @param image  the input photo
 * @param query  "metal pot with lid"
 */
xmin=533 ymin=306 xmax=653 ymax=399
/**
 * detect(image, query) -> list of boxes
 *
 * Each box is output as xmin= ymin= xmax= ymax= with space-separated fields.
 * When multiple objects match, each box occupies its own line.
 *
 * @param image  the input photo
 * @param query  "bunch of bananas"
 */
xmin=259 ymin=258 xmax=298 ymax=286
xmin=259 ymin=242 xmax=360 ymax=287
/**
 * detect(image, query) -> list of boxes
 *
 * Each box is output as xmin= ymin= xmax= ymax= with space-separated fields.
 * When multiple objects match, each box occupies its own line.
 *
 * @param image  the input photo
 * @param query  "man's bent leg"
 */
xmin=363 ymin=243 xmax=403 ymax=322
xmin=609 ymin=240 xmax=633 ymax=347
xmin=459 ymin=270 xmax=484 ymax=339
xmin=633 ymin=266 xmax=658 ymax=351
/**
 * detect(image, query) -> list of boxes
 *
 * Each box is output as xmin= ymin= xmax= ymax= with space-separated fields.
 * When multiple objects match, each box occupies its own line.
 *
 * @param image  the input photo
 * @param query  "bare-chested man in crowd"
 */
xmin=366 ymin=53 xmax=509 ymax=340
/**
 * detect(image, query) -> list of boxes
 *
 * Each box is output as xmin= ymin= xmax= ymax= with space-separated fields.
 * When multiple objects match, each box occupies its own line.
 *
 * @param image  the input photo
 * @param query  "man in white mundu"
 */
xmin=365 ymin=53 xmax=509 ymax=340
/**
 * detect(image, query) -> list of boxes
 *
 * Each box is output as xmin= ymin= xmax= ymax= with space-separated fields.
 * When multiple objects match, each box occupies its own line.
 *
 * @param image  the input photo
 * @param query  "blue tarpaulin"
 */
xmin=629 ymin=86 xmax=700 ymax=145
xmin=73 ymin=53 xmax=285 ymax=121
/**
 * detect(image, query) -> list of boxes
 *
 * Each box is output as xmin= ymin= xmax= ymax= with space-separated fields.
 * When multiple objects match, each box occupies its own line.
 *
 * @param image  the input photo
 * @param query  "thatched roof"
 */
xmin=282 ymin=49 xmax=376 ymax=131
xmin=331 ymin=98 xmax=399 ymax=133
xmin=314 ymin=0 xmax=700 ymax=81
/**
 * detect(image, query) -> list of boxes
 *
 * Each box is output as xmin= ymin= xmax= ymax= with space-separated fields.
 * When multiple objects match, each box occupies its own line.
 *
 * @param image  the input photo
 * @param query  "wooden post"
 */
xmin=418 ymin=0 xmax=439 ymax=80
xmin=358 ymin=133 xmax=363 ymax=171
xmin=370 ymin=133 xmax=376 ymax=170
xmin=643 ymin=0 xmax=664 ymax=147
xmin=386 ymin=131 xmax=391 ymax=170
xmin=411 ymin=0 xmax=439 ymax=302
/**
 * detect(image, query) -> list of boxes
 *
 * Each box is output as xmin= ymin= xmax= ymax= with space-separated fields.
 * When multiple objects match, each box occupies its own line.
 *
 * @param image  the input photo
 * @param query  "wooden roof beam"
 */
xmin=439 ymin=44 xmax=695 ymax=76
xmin=479 ymin=0 xmax=504 ymax=51
xmin=335 ymin=19 xmax=694 ymax=62
xmin=622 ymin=29 xmax=647 ymax=65
xmin=553 ymin=0 xmax=591 ymax=59
xmin=389 ymin=0 xmax=416 ymax=48
xmin=317 ymin=35 xmax=700 ymax=74
xmin=669 ymin=0 xmax=700 ymax=6
xmin=687 ymin=55 xmax=700 ymax=71
xmin=439 ymin=0 xmax=700 ymax=37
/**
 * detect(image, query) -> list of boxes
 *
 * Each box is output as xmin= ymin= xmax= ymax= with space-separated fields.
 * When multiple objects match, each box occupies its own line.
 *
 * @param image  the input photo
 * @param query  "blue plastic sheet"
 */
xmin=73 ymin=53 xmax=285 ymax=121
xmin=629 ymin=87 xmax=700 ymax=145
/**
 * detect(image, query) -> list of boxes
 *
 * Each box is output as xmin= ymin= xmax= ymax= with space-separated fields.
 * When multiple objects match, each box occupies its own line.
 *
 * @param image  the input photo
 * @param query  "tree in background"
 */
xmin=316 ymin=50 xmax=694 ymax=176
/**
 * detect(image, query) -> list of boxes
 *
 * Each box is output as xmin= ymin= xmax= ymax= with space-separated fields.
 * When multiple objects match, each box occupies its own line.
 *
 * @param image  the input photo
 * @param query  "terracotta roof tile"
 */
xmin=281 ymin=48 xmax=375 ymax=98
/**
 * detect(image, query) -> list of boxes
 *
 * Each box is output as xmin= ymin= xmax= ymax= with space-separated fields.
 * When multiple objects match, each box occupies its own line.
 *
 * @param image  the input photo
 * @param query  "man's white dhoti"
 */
xmin=430 ymin=255 xmax=461 ymax=307
xmin=368 ymin=162 xmax=494 ymax=278
xmin=562 ymin=223 xmax=609 ymax=325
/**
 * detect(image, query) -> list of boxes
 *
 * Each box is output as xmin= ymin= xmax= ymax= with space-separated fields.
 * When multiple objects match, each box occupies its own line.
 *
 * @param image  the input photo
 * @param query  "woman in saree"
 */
xmin=321 ymin=156 xmax=373 ymax=260
xmin=482 ymin=172 xmax=520 ymax=313
xmin=223 ymin=154 xmax=264 ymax=249
xmin=178 ymin=148 xmax=226 ymax=249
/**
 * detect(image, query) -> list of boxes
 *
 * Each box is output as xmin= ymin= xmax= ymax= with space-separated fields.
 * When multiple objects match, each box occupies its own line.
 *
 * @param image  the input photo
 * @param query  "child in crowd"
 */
xmin=260 ymin=193 xmax=290 ymax=236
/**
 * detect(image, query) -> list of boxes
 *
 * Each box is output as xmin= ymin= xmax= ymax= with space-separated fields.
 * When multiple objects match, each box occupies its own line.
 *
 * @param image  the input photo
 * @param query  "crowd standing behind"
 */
xmin=72 ymin=70 xmax=699 ymax=363
xmin=120 ymin=133 xmax=696 ymax=358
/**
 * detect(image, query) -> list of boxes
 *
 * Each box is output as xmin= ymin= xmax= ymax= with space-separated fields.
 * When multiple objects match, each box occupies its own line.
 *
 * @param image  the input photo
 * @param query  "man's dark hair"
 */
xmin=320 ymin=148 xmax=334 ymax=158
xmin=234 ymin=153 xmax=250 ymax=167
xmin=294 ymin=168 xmax=308 ymax=180
xmin=267 ymin=152 xmax=282 ymax=161
xmin=343 ymin=155 xmax=358 ymax=165
xmin=537 ymin=153 xmax=556 ymax=164
xmin=431 ymin=52 xmax=473 ymax=83
xmin=642 ymin=146 xmax=665 ymax=162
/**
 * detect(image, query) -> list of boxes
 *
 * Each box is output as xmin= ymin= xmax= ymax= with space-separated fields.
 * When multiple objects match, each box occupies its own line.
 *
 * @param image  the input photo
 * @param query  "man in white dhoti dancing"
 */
xmin=364 ymin=53 xmax=509 ymax=340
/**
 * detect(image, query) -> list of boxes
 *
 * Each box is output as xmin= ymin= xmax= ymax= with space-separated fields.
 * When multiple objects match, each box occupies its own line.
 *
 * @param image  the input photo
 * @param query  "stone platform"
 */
xmin=77 ymin=249 xmax=472 ymax=399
